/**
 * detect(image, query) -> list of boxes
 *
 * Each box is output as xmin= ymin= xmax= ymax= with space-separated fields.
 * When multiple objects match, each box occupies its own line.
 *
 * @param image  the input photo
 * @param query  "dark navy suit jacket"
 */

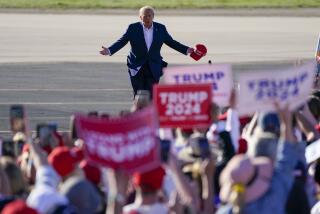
xmin=108 ymin=22 xmax=189 ymax=81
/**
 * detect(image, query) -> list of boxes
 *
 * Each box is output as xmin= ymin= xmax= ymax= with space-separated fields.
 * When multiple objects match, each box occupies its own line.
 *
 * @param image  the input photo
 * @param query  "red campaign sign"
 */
xmin=153 ymin=84 xmax=212 ymax=128
xmin=75 ymin=105 xmax=160 ymax=174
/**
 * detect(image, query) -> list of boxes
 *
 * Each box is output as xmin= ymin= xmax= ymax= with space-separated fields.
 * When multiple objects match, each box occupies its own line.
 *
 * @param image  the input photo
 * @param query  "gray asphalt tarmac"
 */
xmin=0 ymin=12 xmax=319 ymax=136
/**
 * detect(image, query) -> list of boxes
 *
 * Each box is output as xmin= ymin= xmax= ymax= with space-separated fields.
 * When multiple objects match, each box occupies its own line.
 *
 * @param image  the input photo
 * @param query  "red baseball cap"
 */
xmin=48 ymin=146 xmax=84 ymax=177
xmin=132 ymin=166 xmax=165 ymax=192
xmin=79 ymin=160 xmax=101 ymax=185
xmin=190 ymin=44 xmax=207 ymax=61
xmin=2 ymin=200 xmax=38 ymax=214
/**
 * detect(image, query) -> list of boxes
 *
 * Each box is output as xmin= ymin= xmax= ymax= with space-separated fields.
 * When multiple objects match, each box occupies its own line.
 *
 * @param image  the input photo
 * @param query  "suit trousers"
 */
xmin=129 ymin=62 xmax=159 ymax=98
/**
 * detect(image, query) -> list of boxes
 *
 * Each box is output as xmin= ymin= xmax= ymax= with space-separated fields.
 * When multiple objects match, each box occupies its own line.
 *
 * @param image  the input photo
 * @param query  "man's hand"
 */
xmin=316 ymin=55 xmax=320 ymax=63
xmin=187 ymin=47 xmax=194 ymax=55
xmin=100 ymin=46 xmax=110 ymax=56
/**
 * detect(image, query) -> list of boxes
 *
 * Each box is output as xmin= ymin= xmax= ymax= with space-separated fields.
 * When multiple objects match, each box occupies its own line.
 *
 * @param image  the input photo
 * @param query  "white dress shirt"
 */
xmin=142 ymin=23 xmax=153 ymax=51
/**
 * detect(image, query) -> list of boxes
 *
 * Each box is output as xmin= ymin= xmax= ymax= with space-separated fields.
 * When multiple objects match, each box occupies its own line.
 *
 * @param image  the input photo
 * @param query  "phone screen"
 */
xmin=2 ymin=140 xmax=15 ymax=157
xmin=36 ymin=124 xmax=53 ymax=147
xmin=47 ymin=123 xmax=58 ymax=133
xmin=160 ymin=139 xmax=171 ymax=163
xmin=10 ymin=105 xmax=24 ymax=119
xmin=10 ymin=105 xmax=25 ymax=132
xmin=198 ymin=138 xmax=210 ymax=159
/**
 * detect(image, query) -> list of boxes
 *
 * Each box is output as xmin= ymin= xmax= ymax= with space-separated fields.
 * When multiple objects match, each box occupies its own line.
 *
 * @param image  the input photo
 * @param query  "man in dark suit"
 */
xmin=100 ymin=6 xmax=194 ymax=98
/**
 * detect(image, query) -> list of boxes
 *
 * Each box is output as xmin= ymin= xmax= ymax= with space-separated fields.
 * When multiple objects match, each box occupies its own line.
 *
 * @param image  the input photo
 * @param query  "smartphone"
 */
xmin=160 ymin=139 xmax=171 ymax=163
xmin=47 ymin=123 xmax=58 ymax=133
xmin=10 ymin=105 xmax=25 ymax=133
xmin=1 ymin=139 xmax=15 ymax=157
xmin=198 ymin=138 xmax=210 ymax=159
xmin=36 ymin=124 xmax=53 ymax=146
xmin=70 ymin=115 xmax=78 ymax=140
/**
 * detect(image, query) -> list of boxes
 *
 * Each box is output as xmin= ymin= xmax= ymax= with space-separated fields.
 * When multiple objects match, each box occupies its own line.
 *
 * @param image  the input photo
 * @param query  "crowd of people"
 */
xmin=1 ymin=80 xmax=320 ymax=214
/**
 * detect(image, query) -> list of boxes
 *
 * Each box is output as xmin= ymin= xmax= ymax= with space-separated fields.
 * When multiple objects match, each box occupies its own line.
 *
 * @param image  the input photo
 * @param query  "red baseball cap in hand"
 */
xmin=190 ymin=44 xmax=207 ymax=61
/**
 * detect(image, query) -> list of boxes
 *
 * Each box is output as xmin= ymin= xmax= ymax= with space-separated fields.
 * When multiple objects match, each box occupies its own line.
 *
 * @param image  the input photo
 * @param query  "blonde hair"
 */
xmin=230 ymin=183 xmax=246 ymax=214
xmin=139 ymin=6 xmax=155 ymax=16
xmin=0 ymin=157 xmax=27 ymax=196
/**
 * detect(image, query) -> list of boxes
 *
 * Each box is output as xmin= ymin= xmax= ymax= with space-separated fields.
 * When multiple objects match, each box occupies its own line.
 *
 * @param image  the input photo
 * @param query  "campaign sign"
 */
xmin=75 ymin=105 xmax=160 ymax=173
xmin=153 ymin=84 xmax=212 ymax=128
xmin=237 ymin=62 xmax=315 ymax=116
xmin=163 ymin=64 xmax=232 ymax=106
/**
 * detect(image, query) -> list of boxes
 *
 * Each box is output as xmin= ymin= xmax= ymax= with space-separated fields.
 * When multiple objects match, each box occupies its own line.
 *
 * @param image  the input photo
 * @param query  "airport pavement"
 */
xmin=0 ymin=12 xmax=319 ymax=136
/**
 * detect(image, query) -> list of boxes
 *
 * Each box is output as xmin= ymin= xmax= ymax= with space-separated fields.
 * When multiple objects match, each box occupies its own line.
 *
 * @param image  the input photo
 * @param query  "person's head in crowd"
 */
xmin=131 ymin=90 xmax=150 ymax=112
xmin=48 ymin=146 xmax=84 ymax=180
xmin=100 ymin=113 xmax=110 ymax=119
xmin=0 ymin=164 xmax=11 ymax=196
xmin=88 ymin=111 xmax=99 ymax=117
xmin=0 ymin=157 xmax=28 ymax=198
xmin=2 ymin=200 xmax=38 ymax=214
xmin=308 ymin=95 xmax=320 ymax=121
xmin=219 ymin=154 xmax=273 ymax=214
xmin=132 ymin=166 xmax=165 ymax=198
xmin=79 ymin=160 xmax=101 ymax=186
xmin=174 ymin=128 xmax=194 ymax=147
xmin=178 ymin=132 xmax=211 ymax=163
xmin=189 ymin=133 xmax=212 ymax=159
xmin=119 ymin=109 xmax=131 ymax=117
xmin=257 ymin=112 xmax=280 ymax=137
xmin=59 ymin=176 xmax=103 ymax=214
xmin=247 ymin=132 xmax=278 ymax=163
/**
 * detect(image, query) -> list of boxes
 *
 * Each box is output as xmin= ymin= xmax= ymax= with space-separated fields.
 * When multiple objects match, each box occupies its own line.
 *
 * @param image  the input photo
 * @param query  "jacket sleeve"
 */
xmin=163 ymin=26 xmax=189 ymax=55
xmin=108 ymin=25 xmax=130 ymax=55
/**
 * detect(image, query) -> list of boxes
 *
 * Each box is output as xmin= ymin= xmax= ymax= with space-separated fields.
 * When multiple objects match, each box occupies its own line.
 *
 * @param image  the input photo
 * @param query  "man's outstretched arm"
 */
xmin=100 ymin=26 xmax=130 ymax=56
xmin=163 ymin=26 xmax=193 ymax=55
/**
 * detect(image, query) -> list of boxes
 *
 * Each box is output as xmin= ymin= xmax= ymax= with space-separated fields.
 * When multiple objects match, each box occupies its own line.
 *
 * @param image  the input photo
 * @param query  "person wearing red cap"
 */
xmin=122 ymin=166 xmax=168 ymax=214
xmin=48 ymin=146 xmax=103 ymax=214
xmin=100 ymin=6 xmax=196 ymax=98
xmin=2 ymin=200 xmax=38 ymax=214
xmin=48 ymin=146 xmax=84 ymax=179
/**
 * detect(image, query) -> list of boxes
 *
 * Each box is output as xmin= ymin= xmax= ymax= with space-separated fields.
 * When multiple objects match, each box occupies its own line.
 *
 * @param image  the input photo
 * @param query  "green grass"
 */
xmin=0 ymin=0 xmax=319 ymax=9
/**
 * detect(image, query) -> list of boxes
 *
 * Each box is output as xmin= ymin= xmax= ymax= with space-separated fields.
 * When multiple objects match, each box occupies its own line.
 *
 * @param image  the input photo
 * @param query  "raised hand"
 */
xmin=100 ymin=46 xmax=110 ymax=56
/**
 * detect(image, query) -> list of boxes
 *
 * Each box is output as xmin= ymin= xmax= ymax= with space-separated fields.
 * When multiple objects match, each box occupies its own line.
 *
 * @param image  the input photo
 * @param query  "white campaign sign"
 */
xmin=237 ymin=62 xmax=315 ymax=116
xmin=163 ymin=64 xmax=232 ymax=106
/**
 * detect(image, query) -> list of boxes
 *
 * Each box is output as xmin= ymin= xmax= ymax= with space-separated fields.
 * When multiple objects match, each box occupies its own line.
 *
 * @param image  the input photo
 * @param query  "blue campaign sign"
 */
xmin=163 ymin=64 xmax=232 ymax=106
